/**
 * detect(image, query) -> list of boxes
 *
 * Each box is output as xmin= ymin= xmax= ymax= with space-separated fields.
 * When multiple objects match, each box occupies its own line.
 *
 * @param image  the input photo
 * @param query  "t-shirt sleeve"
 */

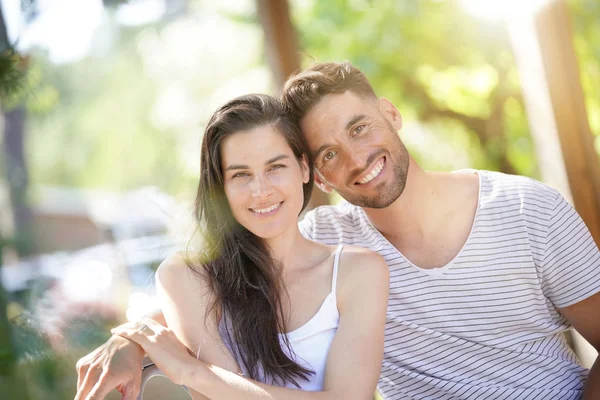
xmin=542 ymin=191 xmax=600 ymax=308
xmin=298 ymin=209 xmax=315 ymax=240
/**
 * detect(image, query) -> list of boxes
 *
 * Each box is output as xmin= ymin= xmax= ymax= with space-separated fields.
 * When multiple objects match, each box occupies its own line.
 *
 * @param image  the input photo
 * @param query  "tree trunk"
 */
xmin=256 ymin=0 xmax=329 ymax=210
xmin=3 ymin=105 xmax=34 ymax=256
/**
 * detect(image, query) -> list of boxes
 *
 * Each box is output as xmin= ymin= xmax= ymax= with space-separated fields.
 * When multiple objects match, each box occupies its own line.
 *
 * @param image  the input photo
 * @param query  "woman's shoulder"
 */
xmin=156 ymin=251 xmax=211 ymax=294
xmin=336 ymin=246 xmax=389 ymax=294
xmin=339 ymin=246 xmax=387 ymax=271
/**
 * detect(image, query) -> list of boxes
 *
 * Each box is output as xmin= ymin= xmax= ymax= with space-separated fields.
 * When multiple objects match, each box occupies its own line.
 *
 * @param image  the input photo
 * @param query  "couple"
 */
xmin=75 ymin=62 xmax=600 ymax=400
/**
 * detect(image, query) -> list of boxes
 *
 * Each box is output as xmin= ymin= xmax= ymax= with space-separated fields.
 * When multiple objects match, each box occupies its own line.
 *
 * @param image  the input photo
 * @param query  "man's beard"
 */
xmin=353 ymin=153 xmax=409 ymax=209
xmin=326 ymin=120 xmax=410 ymax=209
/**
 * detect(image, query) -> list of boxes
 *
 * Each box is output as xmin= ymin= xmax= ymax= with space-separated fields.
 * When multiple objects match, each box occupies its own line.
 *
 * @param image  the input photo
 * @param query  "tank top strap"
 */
xmin=331 ymin=245 xmax=344 ymax=300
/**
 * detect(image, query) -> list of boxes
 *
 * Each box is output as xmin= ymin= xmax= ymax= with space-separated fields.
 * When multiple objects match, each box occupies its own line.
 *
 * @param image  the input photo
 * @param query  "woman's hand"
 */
xmin=111 ymin=318 xmax=198 ymax=386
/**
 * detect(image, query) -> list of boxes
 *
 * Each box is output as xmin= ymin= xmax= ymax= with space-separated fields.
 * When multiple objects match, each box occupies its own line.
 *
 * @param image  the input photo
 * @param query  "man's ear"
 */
xmin=378 ymin=97 xmax=403 ymax=131
xmin=314 ymin=170 xmax=333 ymax=194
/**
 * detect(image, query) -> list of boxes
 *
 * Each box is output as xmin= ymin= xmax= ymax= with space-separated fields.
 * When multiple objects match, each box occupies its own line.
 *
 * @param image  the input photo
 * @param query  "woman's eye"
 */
xmin=353 ymin=125 xmax=365 ymax=135
xmin=323 ymin=150 xmax=337 ymax=162
xmin=232 ymin=172 xmax=249 ymax=178
xmin=269 ymin=164 xmax=286 ymax=171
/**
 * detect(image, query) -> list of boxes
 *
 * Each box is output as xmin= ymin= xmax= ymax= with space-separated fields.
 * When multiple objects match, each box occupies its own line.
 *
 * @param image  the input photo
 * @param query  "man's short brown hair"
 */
xmin=282 ymin=61 xmax=378 ymax=122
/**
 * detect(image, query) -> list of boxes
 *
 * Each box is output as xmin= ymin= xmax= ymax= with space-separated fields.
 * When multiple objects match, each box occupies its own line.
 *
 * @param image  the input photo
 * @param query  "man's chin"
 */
xmin=342 ymin=193 xmax=398 ymax=209
xmin=340 ymin=183 xmax=405 ymax=209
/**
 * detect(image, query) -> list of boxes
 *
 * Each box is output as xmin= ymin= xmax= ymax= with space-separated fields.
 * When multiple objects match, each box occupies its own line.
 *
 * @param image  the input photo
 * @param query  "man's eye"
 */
xmin=353 ymin=125 xmax=365 ymax=135
xmin=323 ymin=150 xmax=337 ymax=162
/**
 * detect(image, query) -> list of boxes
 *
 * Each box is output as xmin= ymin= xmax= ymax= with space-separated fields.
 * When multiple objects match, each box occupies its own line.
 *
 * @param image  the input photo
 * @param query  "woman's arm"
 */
xmin=116 ymin=248 xmax=389 ymax=400
xmin=114 ymin=248 xmax=389 ymax=400
xmin=187 ymin=247 xmax=389 ymax=399
xmin=154 ymin=252 xmax=242 ymax=400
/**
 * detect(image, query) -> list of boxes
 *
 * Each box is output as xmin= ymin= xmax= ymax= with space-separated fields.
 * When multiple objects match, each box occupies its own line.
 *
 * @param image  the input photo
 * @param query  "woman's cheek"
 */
xmin=224 ymin=183 xmax=245 ymax=209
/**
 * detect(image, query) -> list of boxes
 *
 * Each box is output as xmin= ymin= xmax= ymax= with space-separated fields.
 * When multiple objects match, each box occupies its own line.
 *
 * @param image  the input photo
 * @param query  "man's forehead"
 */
xmin=299 ymin=92 xmax=373 ymax=147
xmin=300 ymin=91 xmax=366 ymax=135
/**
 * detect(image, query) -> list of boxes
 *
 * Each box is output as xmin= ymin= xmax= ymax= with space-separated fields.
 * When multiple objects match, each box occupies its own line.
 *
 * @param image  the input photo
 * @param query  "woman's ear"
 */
xmin=378 ymin=97 xmax=403 ymax=131
xmin=314 ymin=170 xmax=333 ymax=194
xmin=299 ymin=154 xmax=310 ymax=184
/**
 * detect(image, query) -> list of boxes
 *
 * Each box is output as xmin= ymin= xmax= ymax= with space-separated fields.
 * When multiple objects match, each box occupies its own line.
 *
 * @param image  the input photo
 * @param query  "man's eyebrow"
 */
xmin=225 ymin=154 xmax=290 ymax=171
xmin=312 ymin=115 xmax=368 ymax=160
xmin=345 ymin=114 xmax=368 ymax=131
xmin=313 ymin=144 xmax=332 ymax=160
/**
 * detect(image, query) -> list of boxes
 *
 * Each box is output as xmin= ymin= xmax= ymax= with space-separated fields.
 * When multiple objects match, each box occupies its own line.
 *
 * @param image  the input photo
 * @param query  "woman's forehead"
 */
xmin=220 ymin=126 xmax=293 ymax=165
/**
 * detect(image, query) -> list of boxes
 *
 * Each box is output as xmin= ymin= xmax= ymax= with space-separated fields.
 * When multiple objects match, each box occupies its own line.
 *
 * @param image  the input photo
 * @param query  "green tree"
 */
xmin=292 ymin=0 xmax=540 ymax=177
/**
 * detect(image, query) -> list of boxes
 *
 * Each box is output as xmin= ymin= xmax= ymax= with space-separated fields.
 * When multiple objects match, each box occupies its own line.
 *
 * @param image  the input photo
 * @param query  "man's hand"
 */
xmin=75 ymin=334 xmax=145 ymax=400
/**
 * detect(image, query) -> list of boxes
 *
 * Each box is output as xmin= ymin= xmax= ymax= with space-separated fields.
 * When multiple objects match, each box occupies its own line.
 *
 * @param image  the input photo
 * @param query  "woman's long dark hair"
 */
xmin=189 ymin=94 xmax=314 ymax=386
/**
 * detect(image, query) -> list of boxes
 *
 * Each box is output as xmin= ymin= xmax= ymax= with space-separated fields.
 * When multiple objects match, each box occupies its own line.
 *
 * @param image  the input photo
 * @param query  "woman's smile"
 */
xmin=249 ymin=201 xmax=284 ymax=217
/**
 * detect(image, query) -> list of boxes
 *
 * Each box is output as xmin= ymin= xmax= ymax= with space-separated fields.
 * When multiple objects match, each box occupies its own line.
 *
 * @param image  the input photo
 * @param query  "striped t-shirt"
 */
xmin=298 ymin=170 xmax=600 ymax=400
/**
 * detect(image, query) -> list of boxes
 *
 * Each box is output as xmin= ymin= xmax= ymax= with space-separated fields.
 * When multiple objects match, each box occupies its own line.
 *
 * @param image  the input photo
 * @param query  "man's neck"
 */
xmin=363 ymin=159 xmax=441 ymax=241
xmin=361 ymin=161 xmax=480 ymax=269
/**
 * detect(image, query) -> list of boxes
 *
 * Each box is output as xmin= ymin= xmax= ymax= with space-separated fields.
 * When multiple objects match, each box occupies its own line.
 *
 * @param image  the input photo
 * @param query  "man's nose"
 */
xmin=342 ymin=143 xmax=369 ymax=170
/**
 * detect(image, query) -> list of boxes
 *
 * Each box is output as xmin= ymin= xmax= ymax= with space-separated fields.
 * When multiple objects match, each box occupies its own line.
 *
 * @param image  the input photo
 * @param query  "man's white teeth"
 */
xmin=359 ymin=159 xmax=384 ymax=184
xmin=252 ymin=202 xmax=281 ymax=214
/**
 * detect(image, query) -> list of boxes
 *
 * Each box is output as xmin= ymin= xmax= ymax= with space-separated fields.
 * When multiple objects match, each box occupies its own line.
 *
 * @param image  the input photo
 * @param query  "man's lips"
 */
xmin=354 ymin=157 xmax=386 ymax=185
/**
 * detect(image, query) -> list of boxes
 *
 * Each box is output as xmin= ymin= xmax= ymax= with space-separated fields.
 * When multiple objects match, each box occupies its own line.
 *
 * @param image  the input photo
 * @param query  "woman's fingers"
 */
xmin=136 ymin=317 xmax=165 ymax=332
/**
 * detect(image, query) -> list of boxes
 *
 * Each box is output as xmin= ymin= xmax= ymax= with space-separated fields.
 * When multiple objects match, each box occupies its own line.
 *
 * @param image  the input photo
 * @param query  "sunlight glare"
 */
xmin=459 ymin=0 xmax=552 ymax=20
xmin=62 ymin=260 xmax=112 ymax=302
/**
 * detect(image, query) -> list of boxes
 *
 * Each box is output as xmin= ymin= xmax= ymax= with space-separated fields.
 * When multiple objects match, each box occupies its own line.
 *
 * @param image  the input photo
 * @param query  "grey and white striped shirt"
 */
xmin=299 ymin=170 xmax=599 ymax=399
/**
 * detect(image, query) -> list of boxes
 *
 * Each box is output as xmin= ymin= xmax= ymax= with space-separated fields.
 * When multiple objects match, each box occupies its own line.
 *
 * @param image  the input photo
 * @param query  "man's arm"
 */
xmin=540 ymin=190 xmax=600 ymax=398
xmin=558 ymin=293 xmax=600 ymax=400
xmin=74 ymin=309 xmax=166 ymax=400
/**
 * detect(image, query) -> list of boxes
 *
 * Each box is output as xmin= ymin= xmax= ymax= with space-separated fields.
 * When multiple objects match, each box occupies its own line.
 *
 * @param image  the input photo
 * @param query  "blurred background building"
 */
xmin=0 ymin=0 xmax=599 ymax=398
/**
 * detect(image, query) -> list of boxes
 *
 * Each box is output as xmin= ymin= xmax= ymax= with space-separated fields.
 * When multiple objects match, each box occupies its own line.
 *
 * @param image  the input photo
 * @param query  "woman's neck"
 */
xmin=264 ymin=227 xmax=314 ymax=272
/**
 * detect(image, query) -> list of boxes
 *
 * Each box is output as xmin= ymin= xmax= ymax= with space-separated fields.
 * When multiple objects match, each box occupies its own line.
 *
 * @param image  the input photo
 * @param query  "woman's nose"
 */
xmin=250 ymin=175 xmax=274 ymax=198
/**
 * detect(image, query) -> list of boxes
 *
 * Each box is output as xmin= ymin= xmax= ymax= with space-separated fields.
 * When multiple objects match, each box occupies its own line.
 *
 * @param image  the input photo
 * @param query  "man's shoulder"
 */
xmin=299 ymin=201 xmax=366 ymax=240
xmin=302 ymin=201 xmax=362 ymax=225
xmin=476 ymin=170 xmax=560 ymax=209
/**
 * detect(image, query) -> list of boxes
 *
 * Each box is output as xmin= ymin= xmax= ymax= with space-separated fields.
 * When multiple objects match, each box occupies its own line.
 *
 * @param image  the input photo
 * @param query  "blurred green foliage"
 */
xmin=10 ymin=0 xmax=599 ymax=198
xmin=293 ymin=0 xmax=536 ymax=176
xmin=2 ymin=307 xmax=120 ymax=400
xmin=569 ymin=0 xmax=600 ymax=155
xmin=25 ymin=25 xmax=183 ymax=193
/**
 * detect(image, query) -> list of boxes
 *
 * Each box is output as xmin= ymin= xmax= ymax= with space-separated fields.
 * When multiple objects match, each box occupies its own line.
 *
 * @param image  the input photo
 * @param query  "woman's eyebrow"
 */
xmin=225 ymin=155 xmax=290 ymax=171
xmin=266 ymin=154 xmax=290 ymax=164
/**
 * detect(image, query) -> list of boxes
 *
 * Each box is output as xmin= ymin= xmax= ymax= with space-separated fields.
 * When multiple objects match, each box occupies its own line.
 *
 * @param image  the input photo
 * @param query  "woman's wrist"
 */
xmin=111 ymin=333 xmax=145 ymax=357
xmin=180 ymin=357 xmax=210 ymax=389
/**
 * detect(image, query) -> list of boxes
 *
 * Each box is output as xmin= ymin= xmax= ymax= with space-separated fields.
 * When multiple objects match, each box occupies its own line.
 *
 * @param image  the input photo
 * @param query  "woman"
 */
xmin=112 ymin=94 xmax=389 ymax=399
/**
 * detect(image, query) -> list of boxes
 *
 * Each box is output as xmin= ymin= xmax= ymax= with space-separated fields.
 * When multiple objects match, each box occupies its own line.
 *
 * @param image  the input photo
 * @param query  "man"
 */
xmin=75 ymin=62 xmax=600 ymax=399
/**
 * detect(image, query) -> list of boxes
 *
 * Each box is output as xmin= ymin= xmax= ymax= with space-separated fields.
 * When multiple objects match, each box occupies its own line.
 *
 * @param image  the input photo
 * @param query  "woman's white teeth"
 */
xmin=359 ymin=159 xmax=384 ymax=184
xmin=252 ymin=202 xmax=281 ymax=214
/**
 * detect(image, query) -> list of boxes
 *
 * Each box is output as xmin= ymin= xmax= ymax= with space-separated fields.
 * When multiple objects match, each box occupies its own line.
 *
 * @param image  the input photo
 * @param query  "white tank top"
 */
xmin=219 ymin=245 xmax=343 ymax=391
xmin=277 ymin=244 xmax=343 ymax=390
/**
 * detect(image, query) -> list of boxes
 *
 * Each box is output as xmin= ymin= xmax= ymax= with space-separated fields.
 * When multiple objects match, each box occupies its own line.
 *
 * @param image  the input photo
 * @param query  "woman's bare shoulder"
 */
xmin=336 ymin=246 xmax=389 ymax=306
xmin=339 ymin=246 xmax=388 ymax=273
xmin=156 ymin=251 xmax=212 ymax=295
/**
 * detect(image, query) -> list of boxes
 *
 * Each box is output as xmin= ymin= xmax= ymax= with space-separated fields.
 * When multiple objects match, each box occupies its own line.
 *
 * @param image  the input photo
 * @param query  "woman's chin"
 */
xmin=250 ymin=225 xmax=288 ymax=240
